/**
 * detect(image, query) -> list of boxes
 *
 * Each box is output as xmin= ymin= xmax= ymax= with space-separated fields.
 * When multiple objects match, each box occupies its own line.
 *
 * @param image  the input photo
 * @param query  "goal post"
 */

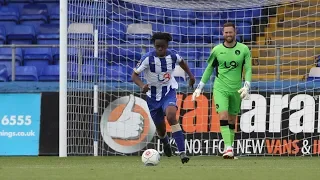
xmin=59 ymin=0 xmax=68 ymax=158
xmin=60 ymin=0 xmax=320 ymax=157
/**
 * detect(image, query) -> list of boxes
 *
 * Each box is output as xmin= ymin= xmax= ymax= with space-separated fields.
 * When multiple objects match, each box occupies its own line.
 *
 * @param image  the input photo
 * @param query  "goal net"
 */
xmin=61 ymin=0 xmax=320 ymax=157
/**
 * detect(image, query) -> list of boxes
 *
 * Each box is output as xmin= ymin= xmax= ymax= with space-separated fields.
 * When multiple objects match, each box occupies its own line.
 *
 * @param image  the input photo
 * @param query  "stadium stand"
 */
xmin=0 ymin=0 xmax=317 ymax=82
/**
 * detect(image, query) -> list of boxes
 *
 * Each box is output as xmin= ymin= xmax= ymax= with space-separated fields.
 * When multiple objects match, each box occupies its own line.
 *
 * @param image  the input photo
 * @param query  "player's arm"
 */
xmin=177 ymin=55 xmax=195 ymax=88
xmin=132 ymin=57 xmax=150 ymax=93
xmin=192 ymin=50 xmax=216 ymax=101
xmin=238 ymin=46 xmax=252 ymax=99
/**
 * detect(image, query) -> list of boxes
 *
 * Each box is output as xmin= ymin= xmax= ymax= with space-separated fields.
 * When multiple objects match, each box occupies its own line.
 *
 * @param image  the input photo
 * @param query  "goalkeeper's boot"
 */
xmin=163 ymin=143 xmax=172 ymax=157
xmin=179 ymin=152 xmax=190 ymax=164
xmin=223 ymin=147 xmax=234 ymax=159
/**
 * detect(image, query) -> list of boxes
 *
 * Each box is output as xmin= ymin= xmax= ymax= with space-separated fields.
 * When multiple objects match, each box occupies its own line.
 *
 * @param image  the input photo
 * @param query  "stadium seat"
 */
xmin=9 ymin=66 xmax=38 ymax=81
xmin=0 ymin=65 xmax=8 ymax=82
xmin=7 ymin=25 xmax=36 ymax=44
xmin=135 ymin=5 xmax=165 ymax=23
xmin=7 ymin=0 xmax=32 ymax=10
xmin=6 ymin=0 xmax=32 ymax=2
xmin=68 ymin=23 xmax=94 ymax=45
xmin=0 ymin=48 xmax=23 ymax=72
xmin=165 ymin=9 xmax=196 ymax=24
xmin=181 ymin=26 xmax=210 ymax=43
xmin=175 ymin=47 xmax=200 ymax=62
xmin=236 ymin=22 xmax=252 ymax=41
xmin=68 ymin=62 xmax=96 ymax=81
xmin=33 ymin=0 xmax=59 ymax=3
xmin=108 ymin=47 xmax=142 ymax=63
xmin=23 ymin=47 xmax=52 ymax=75
xmin=99 ymin=65 xmax=127 ymax=82
xmin=108 ymin=6 xmax=135 ymax=23
xmin=20 ymin=4 xmax=48 ymax=30
xmin=49 ymin=4 xmax=59 ymax=24
xmin=37 ymin=23 xmax=59 ymax=44
xmin=0 ymin=25 xmax=6 ymax=44
xmin=307 ymin=67 xmax=320 ymax=81
xmin=197 ymin=22 xmax=222 ymax=38
xmin=98 ymin=22 xmax=126 ymax=42
xmin=0 ymin=6 xmax=19 ymax=31
xmin=126 ymin=23 xmax=152 ymax=45
xmin=52 ymin=48 xmax=59 ymax=64
xmin=195 ymin=11 xmax=221 ymax=22
xmin=156 ymin=24 xmax=182 ymax=43
xmin=39 ymin=65 xmax=59 ymax=81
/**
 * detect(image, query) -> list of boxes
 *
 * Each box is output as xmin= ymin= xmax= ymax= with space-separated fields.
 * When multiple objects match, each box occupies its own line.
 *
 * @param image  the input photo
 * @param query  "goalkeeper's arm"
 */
xmin=238 ymin=46 xmax=252 ymax=99
xmin=192 ymin=52 xmax=215 ymax=101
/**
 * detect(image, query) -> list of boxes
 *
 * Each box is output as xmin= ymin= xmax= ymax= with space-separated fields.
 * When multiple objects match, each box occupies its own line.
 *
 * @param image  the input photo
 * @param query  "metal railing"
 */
xmin=0 ymin=44 xmax=318 ymax=81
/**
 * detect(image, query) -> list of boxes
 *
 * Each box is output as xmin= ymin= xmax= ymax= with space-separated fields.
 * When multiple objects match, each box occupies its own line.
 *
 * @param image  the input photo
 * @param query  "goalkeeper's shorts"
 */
xmin=213 ymin=88 xmax=241 ymax=115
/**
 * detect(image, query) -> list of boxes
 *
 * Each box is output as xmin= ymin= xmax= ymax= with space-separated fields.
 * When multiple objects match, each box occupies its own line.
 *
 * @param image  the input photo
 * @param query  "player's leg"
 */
xmin=163 ymin=89 xmax=189 ymax=164
xmin=228 ymin=91 xmax=242 ymax=157
xmin=214 ymin=89 xmax=233 ymax=158
xmin=147 ymin=98 xmax=172 ymax=157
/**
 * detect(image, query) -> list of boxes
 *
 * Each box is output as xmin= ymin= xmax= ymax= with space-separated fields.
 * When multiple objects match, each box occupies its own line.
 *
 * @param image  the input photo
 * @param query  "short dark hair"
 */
xmin=223 ymin=22 xmax=236 ymax=30
xmin=151 ymin=32 xmax=172 ymax=43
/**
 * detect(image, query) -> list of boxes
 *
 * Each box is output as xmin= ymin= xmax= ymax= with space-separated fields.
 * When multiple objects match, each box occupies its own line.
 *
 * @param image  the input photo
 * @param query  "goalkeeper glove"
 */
xmin=192 ymin=82 xmax=205 ymax=101
xmin=238 ymin=81 xmax=250 ymax=100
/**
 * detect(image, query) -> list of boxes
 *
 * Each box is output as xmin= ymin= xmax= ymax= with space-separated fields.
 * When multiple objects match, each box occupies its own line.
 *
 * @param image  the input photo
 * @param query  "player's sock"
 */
xmin=171 ymin=124 xmax=185 ymax=152
xmin=158 ymin=133 xmax=169 ymax=145
xmin=220 ymin=120 xmax=232 ymax=148
xmin=229 ymin=124 xmax=235 ymax=147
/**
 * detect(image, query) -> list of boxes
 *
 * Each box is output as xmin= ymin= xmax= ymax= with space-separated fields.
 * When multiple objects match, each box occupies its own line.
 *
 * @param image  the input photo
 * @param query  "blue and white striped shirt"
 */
xmin=133 ymin=50 xmax=183 ymax=101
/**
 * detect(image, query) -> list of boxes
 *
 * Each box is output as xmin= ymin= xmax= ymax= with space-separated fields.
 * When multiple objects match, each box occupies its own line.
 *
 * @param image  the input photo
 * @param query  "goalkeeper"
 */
xmin=192 ymin=22 xmax=252 ymax=159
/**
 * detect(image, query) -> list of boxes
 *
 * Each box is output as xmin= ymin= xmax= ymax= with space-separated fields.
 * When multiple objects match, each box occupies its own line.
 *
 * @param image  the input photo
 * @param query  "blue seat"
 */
xmin=165 ymin=9 xmax=196 ymax=24
xmin=98 ymin=22 xmax=126 ymax=41
xmin=20 ymin=4 xmax=48 ymax=30
xmin=135 ymin=5 xmax=165 ymax=23
xmin=49 ymin=4 xmax=59 ymax=24
xmin=108 ymin=47 xmax=142 ymax=63
xmin=37 ymin=23 xmax=59 ymax=44
xmin=99 ymin=65 xmax=127 ymax=82
xmin=52 ymin=47 xmax=59 ymax=64
xmin=33 ymin=0 xmax=59 ymax=2
xmin=6 ymin=0 xmax=32 ymax=2
xmin=68 ymin=63 xmax=95 ymax=82
xmin=7 ymin=1 xmax=32 ymax=13
xmin=9 ymin=66 xmax=38 ymax=81
xmin=108 ymin=6 xmax=135 ymax=22
xmin=181 ymin=26 xmax=210 ymax=43
xmin=0 ymin=25 xmax=6 ymax=44
xmin=0 ymin=65 xmax=8 ymax=82
xmin=0 ymin=47 xmax=23 ymax=65
xmin=197 ymin=22 xmax=222 ymax=36
xmin=0 ymin=6 xmax=19 ymax=31
xmin=176 ymin=47 xmax=200 ymax=61
xmin=23 ymin=48 xmax=52 ymax=75
xmin=7 ymin=25 xmax=36 ymax=44
xmin=192 ymin=68 xmax=204 ymax=80
xmin=221 ymin=9 xmax=257 ymax=23
xmin=236 ymin=22 xmax=252 ymax=41
xmin=39 ymin=65 xmax=59 ymax=81
xmin=196 ymin=11 xmax=221 ymax=22
xmin=68 ymin=33 xmax=94 ymax=46
xmin=156 ymin=24 xmax=182 ymax=43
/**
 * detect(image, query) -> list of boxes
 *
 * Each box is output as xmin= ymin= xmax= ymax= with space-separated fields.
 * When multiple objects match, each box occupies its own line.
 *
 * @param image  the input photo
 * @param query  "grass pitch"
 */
xmin=0 ymin=156 xmax=319 ymax=180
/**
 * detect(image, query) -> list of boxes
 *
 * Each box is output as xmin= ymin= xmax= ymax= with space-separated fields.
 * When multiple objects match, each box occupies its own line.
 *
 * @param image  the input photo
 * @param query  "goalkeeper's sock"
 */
xmin=229 ymin=123 xmax=235 ymax=147
xmin=171 ymin=124 xmax=185 ymax=152
xmin=158 ymin=133 xmax=169 ymax=145
xmin=220 ymin=120 xmax=232 ymax=148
